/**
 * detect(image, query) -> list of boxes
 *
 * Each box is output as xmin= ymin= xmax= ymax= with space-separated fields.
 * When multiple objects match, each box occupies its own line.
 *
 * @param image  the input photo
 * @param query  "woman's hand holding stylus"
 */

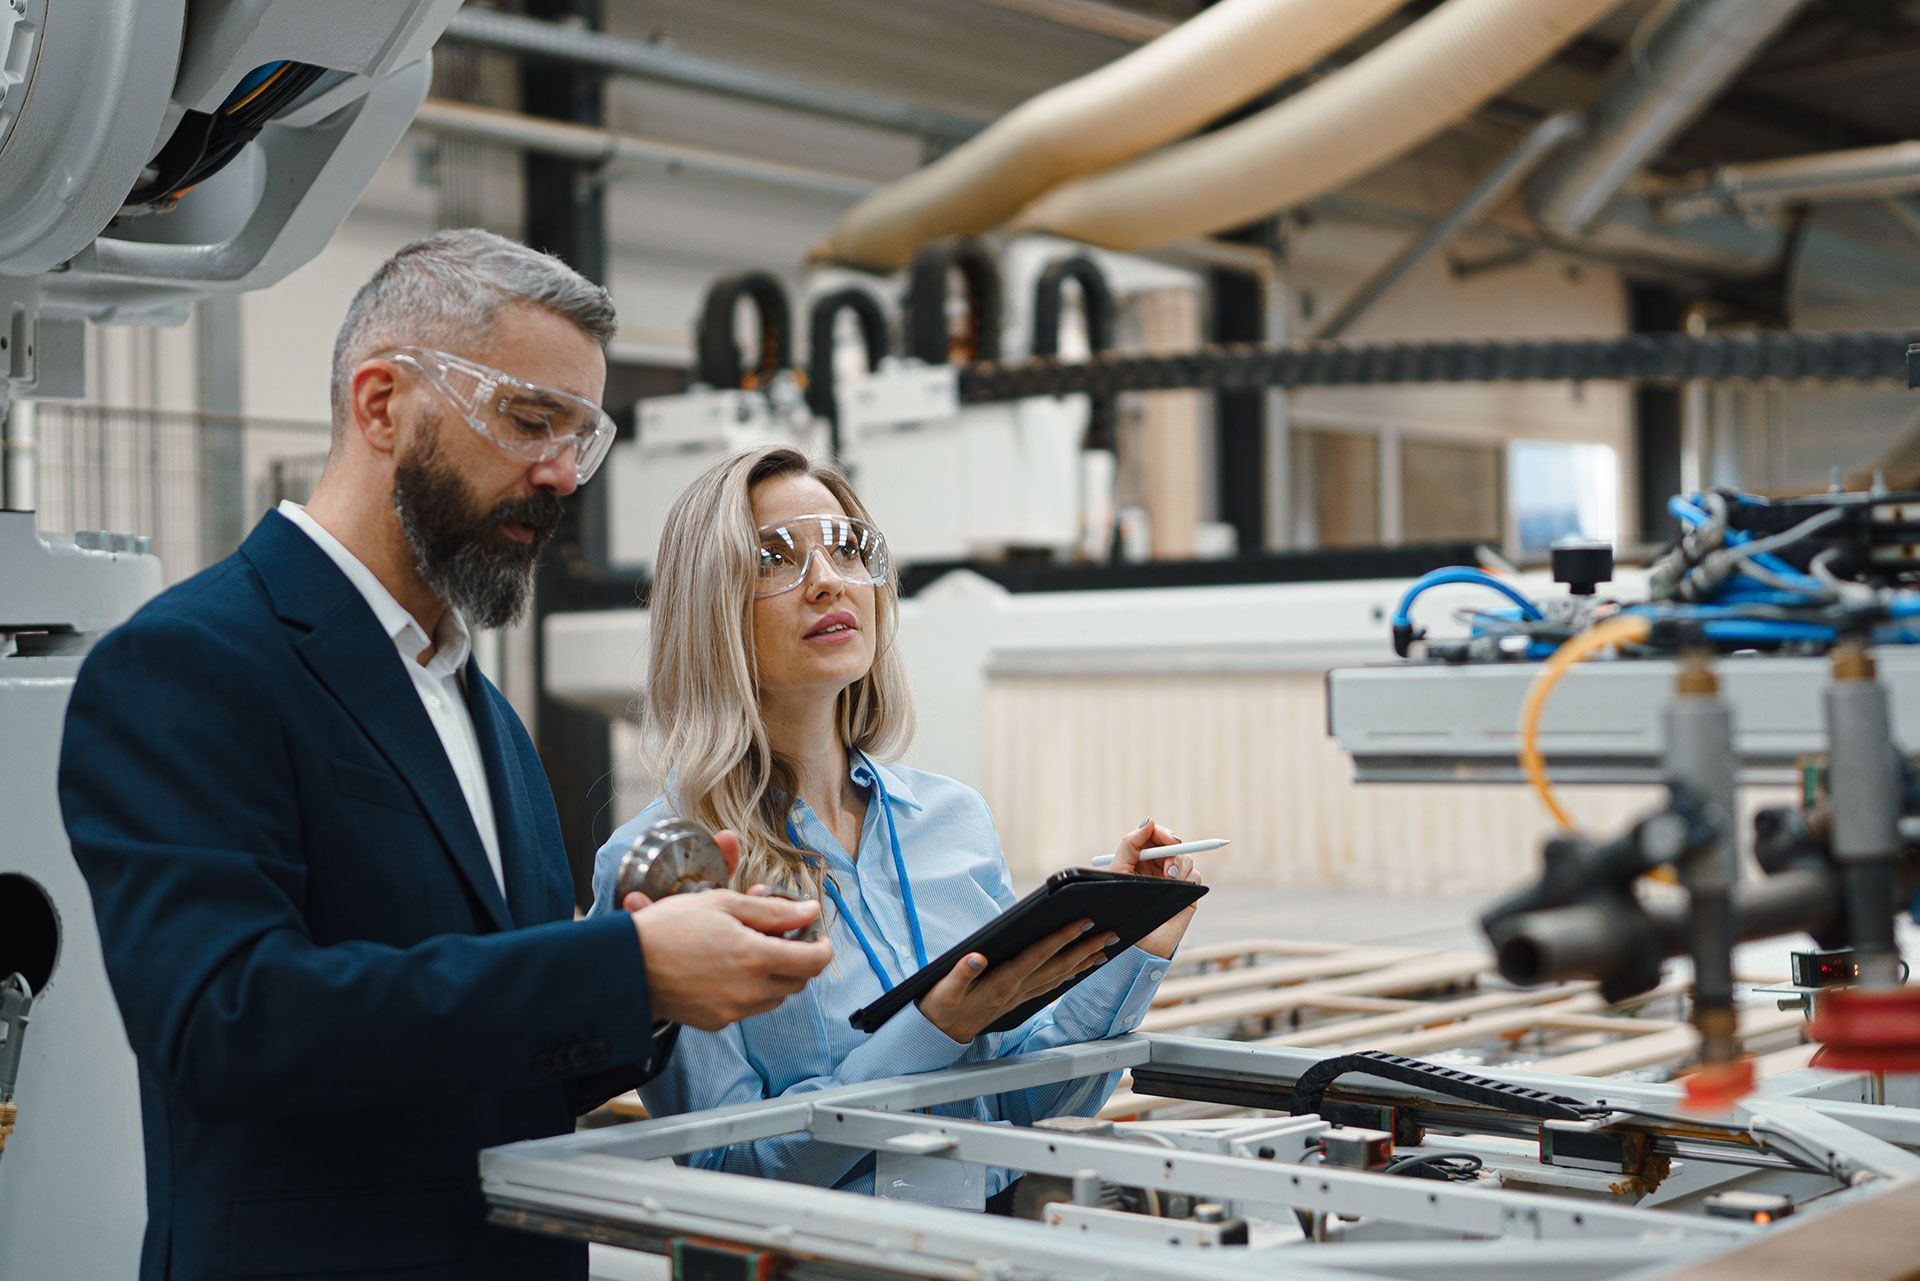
xmin=1101 ymin=818 xmax=1203 ymax=959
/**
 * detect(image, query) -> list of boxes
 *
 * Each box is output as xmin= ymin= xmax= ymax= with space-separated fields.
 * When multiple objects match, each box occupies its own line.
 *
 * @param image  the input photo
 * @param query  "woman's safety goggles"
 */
xmin=753 ymin=514 xmax=891 ymax=597
xmin=376 ymin=346 xmax=617 ymax=484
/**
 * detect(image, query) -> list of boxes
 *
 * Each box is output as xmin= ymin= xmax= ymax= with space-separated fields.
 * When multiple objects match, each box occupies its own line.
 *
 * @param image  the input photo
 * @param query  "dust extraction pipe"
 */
xmin=812 ymin=0 xmax=1406 ymax=271
xmin=1006 ymin=0 xmax=1624 ymax=252
xmin=1526 ymin=0 xmax=1812 ymax=240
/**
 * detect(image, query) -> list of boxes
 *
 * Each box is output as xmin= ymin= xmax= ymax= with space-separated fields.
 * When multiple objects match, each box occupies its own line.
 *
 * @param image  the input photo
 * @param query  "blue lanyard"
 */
xmin=786 ymin=753 xmax=928 ymax=992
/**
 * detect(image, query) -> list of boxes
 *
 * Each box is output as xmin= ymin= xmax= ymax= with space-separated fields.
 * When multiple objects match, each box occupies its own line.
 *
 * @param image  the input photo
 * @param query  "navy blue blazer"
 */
xmin=60 ymin=510 xmax=668 ymax=1281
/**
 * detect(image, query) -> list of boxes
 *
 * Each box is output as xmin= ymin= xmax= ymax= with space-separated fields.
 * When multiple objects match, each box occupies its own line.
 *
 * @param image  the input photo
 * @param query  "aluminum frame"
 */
xmin=481 ymin=1034 xmax=1919 ymax=1280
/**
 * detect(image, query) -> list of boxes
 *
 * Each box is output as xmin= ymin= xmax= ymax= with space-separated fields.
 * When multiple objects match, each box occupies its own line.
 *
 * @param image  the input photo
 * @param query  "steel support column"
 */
xmin=524 ymin=0 xmax=615 ymax=905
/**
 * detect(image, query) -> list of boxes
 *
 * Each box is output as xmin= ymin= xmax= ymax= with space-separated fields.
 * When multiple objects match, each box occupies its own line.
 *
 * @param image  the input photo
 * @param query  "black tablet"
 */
xmin=847 ymin=867 xmax=1208 ymax=1035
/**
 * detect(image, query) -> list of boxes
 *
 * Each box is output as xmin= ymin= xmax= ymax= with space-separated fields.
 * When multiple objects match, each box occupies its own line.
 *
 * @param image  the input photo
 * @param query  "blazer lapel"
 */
xmin=463 ymin=662 xmax=570 ymax=927
xmin=242 ymin=512 xmax=515 ymax=933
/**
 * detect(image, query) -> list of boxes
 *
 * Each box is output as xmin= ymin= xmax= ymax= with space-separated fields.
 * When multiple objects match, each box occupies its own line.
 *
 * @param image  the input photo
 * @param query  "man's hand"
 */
xmin=630 ymin=891 xmax=832 ymax=1031
xmin=1099 ymin=818 xmax=1202 ymax=959
xmin=916 ymin=918 xmax=1117 ymax=1043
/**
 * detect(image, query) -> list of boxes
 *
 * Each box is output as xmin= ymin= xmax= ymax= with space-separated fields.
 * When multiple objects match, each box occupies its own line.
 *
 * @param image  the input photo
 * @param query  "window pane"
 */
xmin=1509 ymin=440 xmax=1620 ymax=557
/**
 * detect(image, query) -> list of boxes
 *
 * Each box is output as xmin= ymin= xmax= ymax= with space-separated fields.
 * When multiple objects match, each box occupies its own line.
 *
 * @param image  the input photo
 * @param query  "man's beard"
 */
xmin=391 ymin=415 xmax=563 ymax=630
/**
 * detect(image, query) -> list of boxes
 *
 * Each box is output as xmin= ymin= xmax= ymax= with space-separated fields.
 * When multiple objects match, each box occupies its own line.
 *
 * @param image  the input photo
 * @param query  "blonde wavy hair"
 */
xmin=643 ymin=446 xmax=915 ymax=899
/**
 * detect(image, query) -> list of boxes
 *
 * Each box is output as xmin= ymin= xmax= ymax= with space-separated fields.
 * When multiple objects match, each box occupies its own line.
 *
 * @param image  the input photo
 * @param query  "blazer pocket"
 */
xmin=330 ymin=757 xmax=417 ymax=816
xmin=230 ymin=1180 xmax=471 ymax=1276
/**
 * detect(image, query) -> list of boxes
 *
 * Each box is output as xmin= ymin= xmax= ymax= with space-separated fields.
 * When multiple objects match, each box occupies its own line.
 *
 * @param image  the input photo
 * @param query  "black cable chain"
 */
xmin=958 ymin=330 xmax=1920 ymax=403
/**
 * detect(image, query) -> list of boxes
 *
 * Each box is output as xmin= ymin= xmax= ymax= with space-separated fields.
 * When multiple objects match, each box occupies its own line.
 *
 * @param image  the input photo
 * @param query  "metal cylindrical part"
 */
xmin=1665 ymin=655 xmax=1740 ymax=1056
xmin=1826 ymin=657 xmax=1903 ymax=865
xmin=1493 ymin=868 xmax=1840 ymax=988
xmin=1844 ymin=862 xmax=1902 ymax=989
xmin=0 ymin=395 xmax=32 ymax=513
xmin=1664 ymin=658 xmax=1738 ymax=892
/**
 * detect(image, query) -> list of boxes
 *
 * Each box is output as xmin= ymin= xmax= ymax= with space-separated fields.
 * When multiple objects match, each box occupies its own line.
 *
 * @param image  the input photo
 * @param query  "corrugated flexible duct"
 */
xmin=811 ymin=0 xmax=1407 ymax=271
xmin=1006 ymin=0 xmax=1628 ymax=251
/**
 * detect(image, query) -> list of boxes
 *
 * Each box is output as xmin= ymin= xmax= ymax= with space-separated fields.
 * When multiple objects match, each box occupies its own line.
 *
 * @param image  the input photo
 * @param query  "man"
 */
xmin=59 ymin=229 xmax=833 ymax=1281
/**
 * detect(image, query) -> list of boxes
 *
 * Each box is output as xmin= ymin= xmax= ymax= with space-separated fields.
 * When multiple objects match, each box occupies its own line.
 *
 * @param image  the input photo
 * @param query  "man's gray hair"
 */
xmin=329 ymin=227 xmax=617 ymax=435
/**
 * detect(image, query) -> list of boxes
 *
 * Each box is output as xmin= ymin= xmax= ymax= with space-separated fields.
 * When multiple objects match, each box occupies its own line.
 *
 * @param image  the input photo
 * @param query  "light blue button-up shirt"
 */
xmin=588 ymin=756 xmax=1169 ymax=1195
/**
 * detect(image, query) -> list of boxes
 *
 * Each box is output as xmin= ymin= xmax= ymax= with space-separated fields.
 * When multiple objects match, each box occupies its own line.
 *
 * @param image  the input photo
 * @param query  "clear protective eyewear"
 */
xmin=376 ymin=346 xmax=617 ymax=485
xmin=754 ymin=514 xmax=891 ymax=597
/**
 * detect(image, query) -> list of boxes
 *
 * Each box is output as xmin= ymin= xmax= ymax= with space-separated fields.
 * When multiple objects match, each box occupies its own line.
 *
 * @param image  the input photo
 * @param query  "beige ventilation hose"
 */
xmin=1008 ymin=0 xmax=1626 ymax=250
xmin=812 ymin=0 xmax=1407 ymax=271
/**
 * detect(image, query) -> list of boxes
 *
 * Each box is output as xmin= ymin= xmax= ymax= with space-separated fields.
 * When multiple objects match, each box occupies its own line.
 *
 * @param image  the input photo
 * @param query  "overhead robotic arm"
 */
xmin=0 ymin=0 xmax=461 ymax=422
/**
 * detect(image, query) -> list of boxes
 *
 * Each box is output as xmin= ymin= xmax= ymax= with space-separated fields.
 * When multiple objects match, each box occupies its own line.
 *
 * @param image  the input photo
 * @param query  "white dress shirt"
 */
xmin=277 ymin=501 xmax=506 ymax=898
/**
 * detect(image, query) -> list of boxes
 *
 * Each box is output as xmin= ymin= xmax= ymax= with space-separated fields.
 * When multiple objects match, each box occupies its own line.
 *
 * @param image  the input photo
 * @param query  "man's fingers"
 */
xmin=713 ymin=828 xmax=743 ymax=876
xmin=721 ymin=889 xmax=821 ymax=935
xmin=752 ymin=935 xmax=834 ymax=982
xmin=622 ymin=890 xmax=653 ymax=912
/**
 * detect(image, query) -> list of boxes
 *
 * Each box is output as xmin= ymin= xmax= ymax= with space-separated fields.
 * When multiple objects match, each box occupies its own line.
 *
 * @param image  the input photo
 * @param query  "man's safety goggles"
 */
xmin=376 ymin=346 xmax=617 ymax=484
xmin=753 ymin=514 xmax=891 ymax=597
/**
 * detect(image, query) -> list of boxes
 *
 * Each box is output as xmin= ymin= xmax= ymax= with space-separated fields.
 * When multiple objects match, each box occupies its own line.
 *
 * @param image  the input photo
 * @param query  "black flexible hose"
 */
xmin=1030 ymin=255 xmax=1116 ymax=358
xmin=904 ymin=238 xmax=1001 ymax=365
xmin=1031 ymin=254 xmax=1118 ymax=450
xmin=805 ymin=288 xmax=890 ymax=458
xmin=695 ymin=270 xmax=793 ymax=391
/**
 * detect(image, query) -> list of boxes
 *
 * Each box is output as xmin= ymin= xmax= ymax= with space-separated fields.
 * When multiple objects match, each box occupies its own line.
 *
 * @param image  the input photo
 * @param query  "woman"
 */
xmin=589 ymin=445 xmax=1202 ymax=1199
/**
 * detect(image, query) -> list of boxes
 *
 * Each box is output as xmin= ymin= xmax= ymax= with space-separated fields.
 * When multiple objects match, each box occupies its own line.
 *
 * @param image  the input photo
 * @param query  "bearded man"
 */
xmin=58 ymin=229 xmax=832 ymax=1281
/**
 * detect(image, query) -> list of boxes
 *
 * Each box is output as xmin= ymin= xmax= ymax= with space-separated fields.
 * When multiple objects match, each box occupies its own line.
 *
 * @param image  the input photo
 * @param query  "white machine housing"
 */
xmin=0 ymin=513 xmax=164 ymax=1281
xmin=607 ymin=376 xmax=830 ymax=570
xmin=0 ymin=0 xmax=458 ymax=413
xmin=838 ymin=361 xmax=1089 ymax=564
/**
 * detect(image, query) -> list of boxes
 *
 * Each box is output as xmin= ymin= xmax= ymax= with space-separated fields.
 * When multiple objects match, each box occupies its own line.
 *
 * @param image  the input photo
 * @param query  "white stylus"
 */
xmin=1091 ymin=838 xmax=1229 ymax=868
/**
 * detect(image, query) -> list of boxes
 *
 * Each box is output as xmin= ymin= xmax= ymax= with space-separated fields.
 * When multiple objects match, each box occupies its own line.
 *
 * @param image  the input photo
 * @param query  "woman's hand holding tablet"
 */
xmin=916 ymin=918 xmax=1118 ymax=1042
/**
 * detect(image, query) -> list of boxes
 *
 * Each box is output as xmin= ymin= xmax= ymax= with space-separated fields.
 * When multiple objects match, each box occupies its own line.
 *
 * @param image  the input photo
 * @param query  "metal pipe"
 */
xmin=408 ymin=99 xmax=875 ymax=202
xmin=1651 ymin=140 xmax=1920 ymax=223
xmin=1493 ymin=867 xmax=1840 ymax=988
xmin=1825 ymin=642 xmax=1905 ymax=989
xmin=1527 ymin=0 xmax=1813 ymax=239
xmin=440 ymin=8 xmax=983 ymax=144
xmin=1314 ymin=111 xmax=1581 ymax=340
xmin=0 ymin=393 xmax=31 ymax=513
xmin=974 ymin=0 xmax=1176 ymax=43
xmin=1665 ymin=651 xmax=1740 ymax=1064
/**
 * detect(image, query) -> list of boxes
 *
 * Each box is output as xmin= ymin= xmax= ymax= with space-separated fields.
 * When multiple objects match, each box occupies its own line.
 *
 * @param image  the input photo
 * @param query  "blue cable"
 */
xmin=1393 ymin=569 xmax=1544 ymax=628
xmin=1669 ymin=495 xmax=1710 ymax=527
xmin=1669 ymin=493 xmax=1824 ymax=596
xmin=1699 ymin=620 xmax=1836 ymax=646
xmin=1391 ymin=569 xmax=1544 ymax=656
xmin=222 ymin=61 xmax=288 ymax=110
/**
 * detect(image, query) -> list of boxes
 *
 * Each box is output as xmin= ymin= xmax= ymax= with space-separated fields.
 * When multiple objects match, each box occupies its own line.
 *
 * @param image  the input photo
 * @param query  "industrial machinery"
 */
xmin=606 ymin=270 xmax=832 ymax=569
xmin=0 ymin=4 xmax=462 ymax=1276
xmin=1333 ymin=346 xmax=1920 ymax=1110
xmin=0 ymin=0 xmax=459 ymax=421
xmin=839 ymin=238 xmax=1098 ymax=565
xmin=482 ymin=1031 xmax=1920 ymax=1279
xmin=608 ymin=237 xmax=1153 ymax=571
xmin=0 ymin=516 xmax=163 ymax=1279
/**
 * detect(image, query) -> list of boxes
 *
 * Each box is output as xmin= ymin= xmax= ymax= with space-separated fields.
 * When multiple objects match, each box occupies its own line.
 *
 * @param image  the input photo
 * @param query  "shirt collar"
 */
xmin=275 ymin=500 xmax=471 ymax=678
xmin=848 ymin=751 xmax=923 ymax=812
